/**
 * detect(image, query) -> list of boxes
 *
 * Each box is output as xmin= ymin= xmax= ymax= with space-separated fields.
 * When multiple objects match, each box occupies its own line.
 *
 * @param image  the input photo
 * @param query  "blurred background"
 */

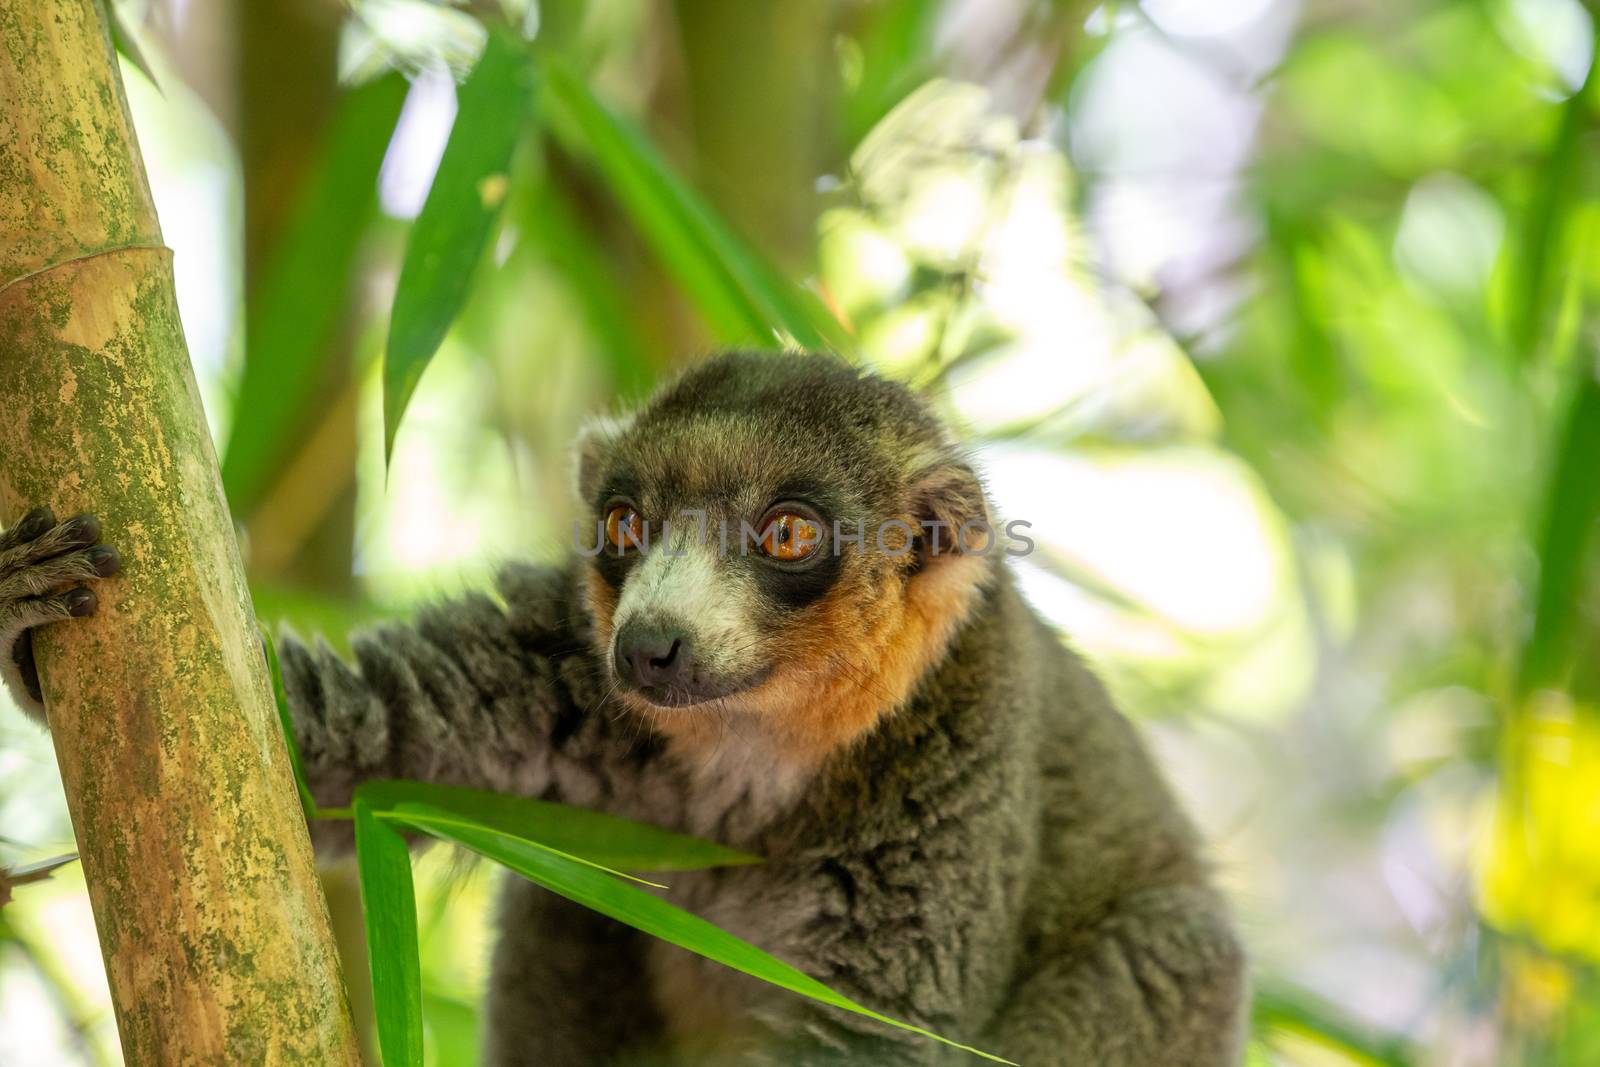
xmin=3 ymin=0 xmax=1599 ymax=1063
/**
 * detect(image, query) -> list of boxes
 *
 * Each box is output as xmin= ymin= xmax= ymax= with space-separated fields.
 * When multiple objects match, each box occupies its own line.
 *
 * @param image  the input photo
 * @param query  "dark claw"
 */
xmin=88 ymin=545 xmax=121 ymax=577
xmin=61 ymin=514 xmax=101 ymax=547
xmin=15 ymin=507 xmax=55 ymax=543
xmin=66 ymin=588 xmax=97 ymax=618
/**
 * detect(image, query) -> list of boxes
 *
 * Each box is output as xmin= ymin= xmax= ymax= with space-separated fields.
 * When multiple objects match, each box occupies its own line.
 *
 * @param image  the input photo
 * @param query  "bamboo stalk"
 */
xmin=0 ymin=1 xmax=361 ymax=1062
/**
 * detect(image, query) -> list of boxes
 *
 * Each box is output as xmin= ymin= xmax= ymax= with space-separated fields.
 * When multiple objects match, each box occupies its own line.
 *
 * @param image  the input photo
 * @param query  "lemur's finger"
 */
xmin=0 ymin=514 xmax=104 ymax=583
xmin=0 ymin=507 xmax=56 ymax=554
xmin=0 ymin=545 xmax=120 ymax=603
xmin=0 ymin=588 xmax=97 ymax=709
xmin=0 ymin=587 xmax=97 ymax=630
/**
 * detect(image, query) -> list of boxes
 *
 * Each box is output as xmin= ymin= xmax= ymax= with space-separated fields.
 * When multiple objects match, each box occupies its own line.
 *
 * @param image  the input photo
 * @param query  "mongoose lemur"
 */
xmin=2 ymin=351 xmax=1245 ymax=1065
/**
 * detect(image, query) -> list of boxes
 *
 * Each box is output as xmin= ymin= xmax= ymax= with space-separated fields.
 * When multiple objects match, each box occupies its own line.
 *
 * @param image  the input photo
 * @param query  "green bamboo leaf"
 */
xmin=519 ymin=176 xmax=656 ymax=399
xmin=259 ymin=627 xmax=316 ymax=819
xmin=1519 ymin=363 xmax=1600 ymax=696
xmin=384 ymin=29 xmax=538 ymax=464
xmin=221 ymin=73 xmax=408 ymax=515
xmin=1252 ymin=983 xmax=1417 ymax=1067
xmin=422 ymin=991 xmax=480 ymax=1067
xmin=357 ymin=780 xmax=759 ymax=872
xmin=841 ymin=0 xmax=944 ymax=147
xmin=542 ymin=61 xmax=848 ymax=355
xmin=541 ymin=61 xmax=766 ymax=344
xmin=5 ymin=854 xmax=78 ymax=883
xmin=106 ymin=1 xmax=160 ymax=92
xmin=382 ymin=802 xmax=667 ymax=888
xmin=389 ymin=806 xmax=1013 ymax=1064
xmin=355 ymin=799 xmax=424 ymax=1067
xmin=1514 ymin=31 xmax=1599 ymax=361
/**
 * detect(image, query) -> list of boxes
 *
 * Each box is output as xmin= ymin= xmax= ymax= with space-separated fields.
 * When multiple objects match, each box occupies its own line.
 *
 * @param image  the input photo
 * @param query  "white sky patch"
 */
xmin=1500 ymin=0 xmax=1596 ymax=94
xmin=984 ymin=445 xmax=1289 ymax=637
xmin=1142 ymin=0 xmax=1279 ymax=38
xmin=379 ymin=69 xmax=459 ymax=221
xmin=1394 ymin=173 xmax=1505 ymax=300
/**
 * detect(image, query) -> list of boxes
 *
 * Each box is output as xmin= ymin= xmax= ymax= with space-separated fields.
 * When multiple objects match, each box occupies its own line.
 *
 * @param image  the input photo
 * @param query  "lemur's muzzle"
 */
xmin=611 ymin=616 xmax=767 ymax=707
xmin=615 ymin=621 xmax=696 ymax=691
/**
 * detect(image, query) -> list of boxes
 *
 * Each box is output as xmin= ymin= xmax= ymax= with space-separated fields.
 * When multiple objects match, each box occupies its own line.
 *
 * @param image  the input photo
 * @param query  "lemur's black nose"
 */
xmin=614 ymin=622 xmax=696 ymax=692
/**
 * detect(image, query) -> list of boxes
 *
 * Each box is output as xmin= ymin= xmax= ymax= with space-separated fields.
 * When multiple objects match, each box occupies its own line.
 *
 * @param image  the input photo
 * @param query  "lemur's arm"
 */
xmin=0 ymin=508 xmax=652 ymax=811
xmin=278 ymin=561 xmax=657 ymax=813
xmin=732 ymin=865 xmax=1242 ymax=1067
xmin=984 ymin=883 xmax=1246 ymax=1066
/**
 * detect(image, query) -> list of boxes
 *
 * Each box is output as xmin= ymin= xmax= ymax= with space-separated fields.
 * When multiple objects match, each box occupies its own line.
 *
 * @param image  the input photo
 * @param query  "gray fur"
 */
xmin=284 ymin=354 xmax=1247 ymax=1065
xmin=285 ymin=558 xmax=1244 ymax=1065
xmin=1 ymin=354 xmax=1246 ymax=1065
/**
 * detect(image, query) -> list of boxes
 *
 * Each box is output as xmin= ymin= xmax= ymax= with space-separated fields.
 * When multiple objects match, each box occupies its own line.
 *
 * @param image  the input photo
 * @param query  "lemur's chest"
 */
xmin=643 ymin=864 xmax=819 ymax=1056
xmin=658 ymin=728 xmax=819 ymax=839
xmin=637 ymin=741 xmax=827 ymax=1052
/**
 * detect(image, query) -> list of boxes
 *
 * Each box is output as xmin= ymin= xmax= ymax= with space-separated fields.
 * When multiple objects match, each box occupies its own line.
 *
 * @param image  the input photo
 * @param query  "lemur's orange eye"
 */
xmin=606 ymin=504 xmax=645 ymax=551
xmin=759 ymin=511 xmax=822 ymax=562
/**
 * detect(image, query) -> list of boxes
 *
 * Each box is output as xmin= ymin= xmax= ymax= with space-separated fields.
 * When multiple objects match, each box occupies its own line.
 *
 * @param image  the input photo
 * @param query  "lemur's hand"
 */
xmin=0 ymin=507 xmax=120 ymax=723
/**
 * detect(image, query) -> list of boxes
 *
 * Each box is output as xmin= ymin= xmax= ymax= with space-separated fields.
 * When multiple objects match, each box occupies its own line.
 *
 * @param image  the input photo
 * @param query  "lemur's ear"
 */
xmin=573 ymin=412 xmax=634 ymax=503
xmin=908 ymin=454 xmax=990 ymax=564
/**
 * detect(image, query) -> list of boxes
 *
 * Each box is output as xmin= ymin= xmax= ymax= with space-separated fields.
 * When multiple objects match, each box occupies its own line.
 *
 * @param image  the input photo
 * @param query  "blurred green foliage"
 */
xmin=4 ymin=1 xmax=1600 ymax=1065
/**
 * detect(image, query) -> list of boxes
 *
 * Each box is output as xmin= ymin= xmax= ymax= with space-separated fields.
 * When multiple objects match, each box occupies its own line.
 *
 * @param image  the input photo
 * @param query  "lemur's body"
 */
xmin=3 ymin=353 xmax=1245 ymax=1065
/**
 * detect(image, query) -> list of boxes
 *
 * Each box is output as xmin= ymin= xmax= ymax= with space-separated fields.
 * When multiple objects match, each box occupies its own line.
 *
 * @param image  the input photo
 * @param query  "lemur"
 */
xmin=1 ymin=351 xmax=1245 ymax=1066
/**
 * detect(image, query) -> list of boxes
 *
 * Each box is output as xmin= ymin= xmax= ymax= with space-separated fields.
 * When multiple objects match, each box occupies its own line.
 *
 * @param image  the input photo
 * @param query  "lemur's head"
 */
xmin=576 ymin=351 xmax=994 ymax=761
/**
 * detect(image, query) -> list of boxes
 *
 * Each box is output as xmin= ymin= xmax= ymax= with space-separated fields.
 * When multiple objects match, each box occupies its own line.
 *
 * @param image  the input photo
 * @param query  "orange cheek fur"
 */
xmin=584 ymin=569 xmax=619 ymax=656
xmin=586 ymin=551 xmax=991 ymax=769
xmin=742 ymin=550 xmax=990 ymax=765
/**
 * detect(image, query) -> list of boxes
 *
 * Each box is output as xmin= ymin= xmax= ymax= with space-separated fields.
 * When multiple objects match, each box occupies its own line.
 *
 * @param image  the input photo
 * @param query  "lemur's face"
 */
xmin=577 ymin=352 xmax=992 ymax=758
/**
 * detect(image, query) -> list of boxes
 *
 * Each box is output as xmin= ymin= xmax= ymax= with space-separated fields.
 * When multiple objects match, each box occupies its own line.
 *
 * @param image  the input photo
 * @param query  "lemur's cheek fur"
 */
xmin=738 ymin=552 xmax=994 ymax=763
xmin=582 ymin=567 xmax=620 ymax=654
